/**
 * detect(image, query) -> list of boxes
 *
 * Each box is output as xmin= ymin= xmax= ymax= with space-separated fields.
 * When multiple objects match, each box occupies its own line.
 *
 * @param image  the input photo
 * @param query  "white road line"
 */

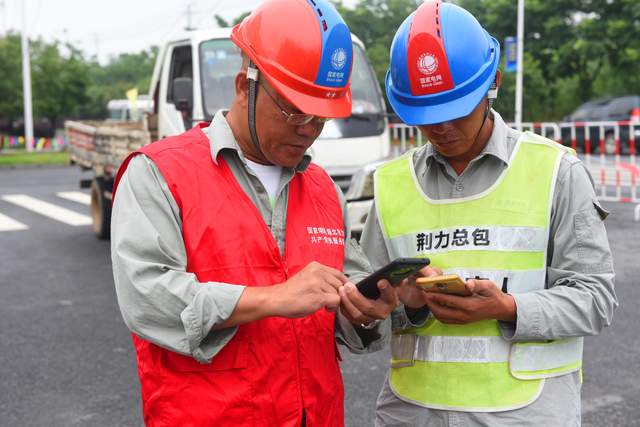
xmin=1 ymin=195 xmax=92 ymax=226
xmin=0 ymin=212 xmax=28 ymax=232
xmin=57 ymin=191 xmax=91 ymax=205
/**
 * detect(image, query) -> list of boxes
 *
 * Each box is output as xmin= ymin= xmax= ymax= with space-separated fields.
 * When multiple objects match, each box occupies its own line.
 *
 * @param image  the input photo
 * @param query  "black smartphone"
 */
xmin=355 ymin=257 xmax=430 ymax=300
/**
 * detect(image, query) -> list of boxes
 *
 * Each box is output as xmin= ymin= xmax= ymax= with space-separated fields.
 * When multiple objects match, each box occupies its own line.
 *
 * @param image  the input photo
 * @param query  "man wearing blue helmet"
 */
xmin=360 ymin=0 xmax=617 ymax=425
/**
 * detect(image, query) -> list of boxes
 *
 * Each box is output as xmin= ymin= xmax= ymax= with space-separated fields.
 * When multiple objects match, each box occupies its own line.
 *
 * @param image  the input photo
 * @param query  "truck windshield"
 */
xmin=199 ymin=39 xmax=385 ymax=137
xmin=200 ymin=39 xmax=243 ymax=118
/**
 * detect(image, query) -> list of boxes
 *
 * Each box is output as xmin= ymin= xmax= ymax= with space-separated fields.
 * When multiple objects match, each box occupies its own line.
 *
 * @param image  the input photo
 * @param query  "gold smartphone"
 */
xmin=416 ymin=274 xmax=471 ymax=296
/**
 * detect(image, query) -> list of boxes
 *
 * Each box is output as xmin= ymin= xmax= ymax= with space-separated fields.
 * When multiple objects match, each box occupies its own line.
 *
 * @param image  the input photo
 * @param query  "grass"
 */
xmin=0 ymin=151 xmax=70 ymax=167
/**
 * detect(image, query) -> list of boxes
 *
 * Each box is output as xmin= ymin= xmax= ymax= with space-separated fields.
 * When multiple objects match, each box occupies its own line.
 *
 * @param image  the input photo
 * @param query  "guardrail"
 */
xmin=388 ymin=121 xmax=640 ymax=218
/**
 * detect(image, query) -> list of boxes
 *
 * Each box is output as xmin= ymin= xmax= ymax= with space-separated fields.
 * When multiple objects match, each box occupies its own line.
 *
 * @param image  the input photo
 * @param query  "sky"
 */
xmin=1 ymin=0 xmax=356 ymax=63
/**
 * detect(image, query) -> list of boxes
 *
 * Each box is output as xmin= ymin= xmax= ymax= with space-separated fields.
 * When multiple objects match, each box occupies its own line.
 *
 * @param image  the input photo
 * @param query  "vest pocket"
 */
xmin=161 ymin=339 xmax=248 ymax=372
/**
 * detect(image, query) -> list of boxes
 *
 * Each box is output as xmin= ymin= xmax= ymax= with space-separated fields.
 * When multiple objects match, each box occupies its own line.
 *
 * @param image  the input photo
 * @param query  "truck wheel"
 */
xmin=91 ymin=178 xmax=112 ymax=239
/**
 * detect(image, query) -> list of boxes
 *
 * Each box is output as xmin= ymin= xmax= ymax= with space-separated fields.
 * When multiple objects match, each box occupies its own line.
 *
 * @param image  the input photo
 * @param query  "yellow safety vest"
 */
xmin=374 ymin=132 xmax=582 ymax=412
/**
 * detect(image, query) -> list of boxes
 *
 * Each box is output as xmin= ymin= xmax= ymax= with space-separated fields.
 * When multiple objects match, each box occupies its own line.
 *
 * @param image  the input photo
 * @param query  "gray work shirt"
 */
xmin=361 ymin=111 xmax=617 ymax=426
xmin=111 ymin=111 xmax=386 ymax=365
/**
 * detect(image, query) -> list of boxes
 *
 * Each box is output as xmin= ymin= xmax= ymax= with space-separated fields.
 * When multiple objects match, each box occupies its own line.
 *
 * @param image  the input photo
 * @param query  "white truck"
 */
xmin=66 ymin=28 xmax=389 ymax=239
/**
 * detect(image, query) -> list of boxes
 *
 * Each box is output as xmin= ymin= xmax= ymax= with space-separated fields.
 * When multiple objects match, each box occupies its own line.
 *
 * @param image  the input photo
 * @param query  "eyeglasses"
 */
xmin=259 ymin=81 xmax=332 ymax=126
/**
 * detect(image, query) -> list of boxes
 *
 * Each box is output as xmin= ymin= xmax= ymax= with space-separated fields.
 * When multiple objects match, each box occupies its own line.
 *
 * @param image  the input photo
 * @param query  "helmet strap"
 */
xmin=473 ymin=78 xmax=498 ymax=143
xmin=246 ymin=61 xmax=265 ymax=158
xmin=487 ymin=78 xmax=498 ymax=109
xmin=473 ymin=99 xmax=492 ymax=146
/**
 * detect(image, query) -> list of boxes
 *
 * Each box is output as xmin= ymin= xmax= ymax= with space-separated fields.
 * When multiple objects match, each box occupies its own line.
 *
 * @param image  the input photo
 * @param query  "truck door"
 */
xmin=158 ymin=43 xmax=193 ymax=139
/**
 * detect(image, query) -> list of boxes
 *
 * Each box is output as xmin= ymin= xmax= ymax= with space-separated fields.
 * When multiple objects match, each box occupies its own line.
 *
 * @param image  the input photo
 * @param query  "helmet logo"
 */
xmin=325 ymin=91 xmax=337 ymax=98
xmin=331 ymin=48 xmax=348 ymax=70
xmin=417 ymin=53 xmax=438 ymax=75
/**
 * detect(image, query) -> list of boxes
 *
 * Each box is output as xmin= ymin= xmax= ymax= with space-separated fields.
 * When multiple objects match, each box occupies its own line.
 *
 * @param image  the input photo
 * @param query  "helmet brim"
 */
xmin=386 ymin=68 xmax=495 ymax=126
xmin=267 ymin=74 xmax=353 ymax=119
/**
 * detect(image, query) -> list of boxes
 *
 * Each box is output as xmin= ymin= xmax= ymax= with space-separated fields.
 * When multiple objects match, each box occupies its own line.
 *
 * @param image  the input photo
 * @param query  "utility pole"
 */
xmin=184 ymin=3 xmax=194 ymax=31
xmin=92 ymin=33 xmax=100 ymax=61
xmin=514 ymin=0 xmax=524 ymax=130
xmin=21 ymin=0 xmax=34 ymax=152
xmin=0 ymin=0 xmax=6 ymax=35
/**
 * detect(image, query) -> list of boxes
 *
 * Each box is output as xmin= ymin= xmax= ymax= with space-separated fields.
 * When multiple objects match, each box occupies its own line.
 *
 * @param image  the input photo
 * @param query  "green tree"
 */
xmin=79 ymin=47 xmax=158 ymax=119
xmin=30 ymin=40 xmax=91 ymax=127
xmin=0 ymin=32 xmax=158 ymax=128
xmin=334 ymin=0 xmax=421 ymax=94
xmin=0 ymin=34 xmax=90 ymax=129
xmin=0 ymin=34 xmax=26 ymax=119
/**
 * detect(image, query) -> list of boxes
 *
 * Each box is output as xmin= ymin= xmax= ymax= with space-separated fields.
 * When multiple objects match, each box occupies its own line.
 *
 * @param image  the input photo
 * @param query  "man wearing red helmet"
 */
xmin=110 ymin=1 xmax=398 ymax=426
xmin=361 ymin=1 xmax=617 ymax=425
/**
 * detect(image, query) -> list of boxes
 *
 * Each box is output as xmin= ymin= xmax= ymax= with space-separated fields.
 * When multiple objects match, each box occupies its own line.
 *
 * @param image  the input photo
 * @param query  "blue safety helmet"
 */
xmin=386 ymin=0 xmax=500 ymax=125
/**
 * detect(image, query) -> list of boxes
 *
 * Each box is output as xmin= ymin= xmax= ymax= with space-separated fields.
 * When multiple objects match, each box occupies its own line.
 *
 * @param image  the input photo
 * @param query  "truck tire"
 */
xmin=91 ymin=177 xmax=112 ymax=240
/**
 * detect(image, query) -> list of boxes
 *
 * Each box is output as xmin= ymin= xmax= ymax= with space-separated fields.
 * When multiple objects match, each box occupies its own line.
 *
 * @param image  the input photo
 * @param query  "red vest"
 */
xmin=114 ymin=125 xmax=346 ymax=427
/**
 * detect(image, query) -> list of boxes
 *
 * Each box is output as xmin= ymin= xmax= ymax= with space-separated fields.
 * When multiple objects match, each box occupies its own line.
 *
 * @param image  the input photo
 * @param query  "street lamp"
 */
xmin=515 ymin=0 xmax=524 ymax=130
xmin=21 ymin=0 xmax=34 ymax=152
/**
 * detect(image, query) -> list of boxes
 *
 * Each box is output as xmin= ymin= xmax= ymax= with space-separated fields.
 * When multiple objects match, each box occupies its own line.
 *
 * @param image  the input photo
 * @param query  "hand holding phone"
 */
xmin=416 ymin=274 xmax=471 ymax=296
xmin=356 ymin=257 xmax=430 ymax=300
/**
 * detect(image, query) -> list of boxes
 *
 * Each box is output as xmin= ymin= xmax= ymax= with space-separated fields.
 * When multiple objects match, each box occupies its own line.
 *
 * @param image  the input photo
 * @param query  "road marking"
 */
xmin=57 ymin=191 xmax=91 ymax=205
xmin=0 ymin=212 xmax=28 ymax=231
xmin=1 ymin=195 xmax=92 ymax=226
xmin=582 ymin=393 xmax=624 ymax=414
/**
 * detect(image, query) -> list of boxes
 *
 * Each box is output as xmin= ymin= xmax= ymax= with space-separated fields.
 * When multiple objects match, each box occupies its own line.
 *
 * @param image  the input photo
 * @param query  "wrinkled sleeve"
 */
xmin=111 ymin=155 xmax=245 ymax=363
xmin=500 ymin=156 xmax=618 ymax=341
xmin=333 ymin=184 xmax=391 ymax=353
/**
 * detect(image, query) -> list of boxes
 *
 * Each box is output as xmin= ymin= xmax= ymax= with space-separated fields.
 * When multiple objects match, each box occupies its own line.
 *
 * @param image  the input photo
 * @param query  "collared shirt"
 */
xmin=361 ymin=110 xmax=617 ymax=425
xmin=111 ymin=111 xmax=386 ymax=364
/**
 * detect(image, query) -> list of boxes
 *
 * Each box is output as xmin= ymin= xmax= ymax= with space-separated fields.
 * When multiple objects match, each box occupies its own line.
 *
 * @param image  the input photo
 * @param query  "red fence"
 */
xmin=389 ymin=121 xmax=640 ymax=214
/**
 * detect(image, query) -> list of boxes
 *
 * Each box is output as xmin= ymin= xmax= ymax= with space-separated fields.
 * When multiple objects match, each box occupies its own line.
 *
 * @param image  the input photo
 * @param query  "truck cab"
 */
xmin=148 ymin=28 xmax=389 ymax=190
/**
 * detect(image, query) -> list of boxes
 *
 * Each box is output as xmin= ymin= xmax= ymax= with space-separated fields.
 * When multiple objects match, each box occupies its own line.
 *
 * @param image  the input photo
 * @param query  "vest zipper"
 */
xmin=289 ymin=312 xmax=305 ymax=424
xmin=282 ymin=259 xmax=304 ymax=423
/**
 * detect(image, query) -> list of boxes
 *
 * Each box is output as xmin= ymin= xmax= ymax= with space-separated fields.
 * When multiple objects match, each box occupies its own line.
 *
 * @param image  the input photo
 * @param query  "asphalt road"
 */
xmin=0 ymin=165 xmax=638 ymax=427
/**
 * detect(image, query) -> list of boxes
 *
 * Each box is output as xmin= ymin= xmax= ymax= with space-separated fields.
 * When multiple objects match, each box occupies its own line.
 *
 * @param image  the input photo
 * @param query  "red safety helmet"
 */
xmin=231 ymin=0 xmax=353 ymax=118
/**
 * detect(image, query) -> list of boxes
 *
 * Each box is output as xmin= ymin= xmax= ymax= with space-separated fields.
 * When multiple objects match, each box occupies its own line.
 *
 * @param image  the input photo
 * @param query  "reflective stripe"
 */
xmin=387 ymin=225 xmax=547 ymax=258
xmin=510 ymin=337 xmax=583 ymax=375
xmin=445 ymin=268 xmax=545 ymax=294
xmin=392 ymin=334 xmax=511 ymax=364
xmin=391 ymin=334 xmax=417 ymax=362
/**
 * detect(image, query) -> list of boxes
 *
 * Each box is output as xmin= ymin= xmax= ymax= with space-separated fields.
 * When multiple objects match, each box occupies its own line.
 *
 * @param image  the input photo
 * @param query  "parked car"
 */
xmin=0 ymin=117 xmax=56 ymax=139
xmin=560 ymin=96 xmax=640 ymax=154
xmin=106 ymin=96 xmax=154 ymax=122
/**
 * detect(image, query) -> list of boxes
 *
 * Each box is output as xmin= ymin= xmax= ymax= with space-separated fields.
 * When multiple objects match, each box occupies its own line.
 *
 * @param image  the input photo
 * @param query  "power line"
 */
xmin=21 ymin=0 xmax=34 ymax=151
